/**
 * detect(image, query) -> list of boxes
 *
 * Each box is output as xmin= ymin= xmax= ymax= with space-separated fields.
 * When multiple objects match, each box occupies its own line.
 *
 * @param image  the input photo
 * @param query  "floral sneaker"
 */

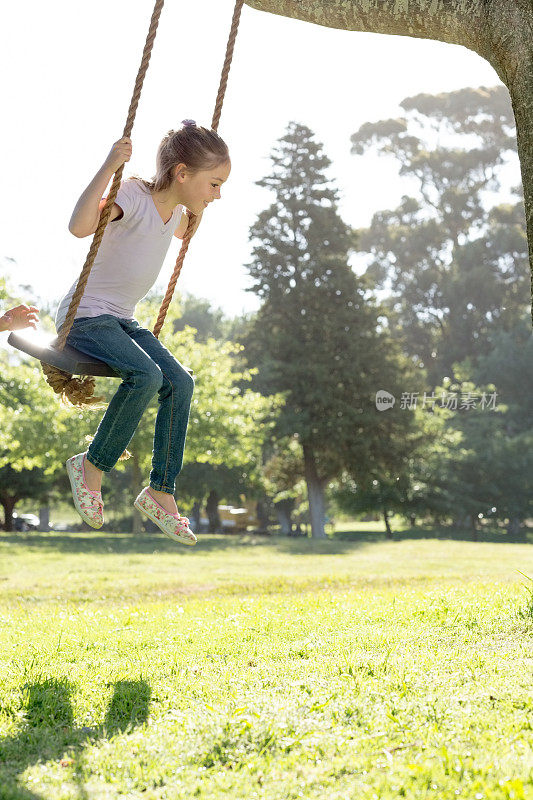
xmin=65 ymin=452 xmax=104 ymax=529
xmin=134 ymin=487 xmax=197 ymax=546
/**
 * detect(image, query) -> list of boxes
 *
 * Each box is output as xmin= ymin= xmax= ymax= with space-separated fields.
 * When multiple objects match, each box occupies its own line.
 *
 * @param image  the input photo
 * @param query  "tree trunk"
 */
xmin=39 ymin=507 xmax=50 ymax=532
xmin=302 ymin=442 xmax=327 ymax=538
xmin=1 ymin=497 xmax=16 ymax=532
xmin=470 ymin=514 xmax=479 ymax=542
xmin=507 ymin=51 xmax=533 ymax=322
xmin=506 ymin=516 xmax=522 ymax=536
xmin=191 ymin=501 xmax=201 ymax=533
xmin=244 ymin=0 xmax=533 ymax=319
xmin=383 ymin=505 xmax=393 ymax=539
xmin=206 ymin=490 xmax=221 ymax=533
xmin=131 ymin=454 xmax=143 ymax=535
xmin=274 ymin=499 xmax=294 ymax=535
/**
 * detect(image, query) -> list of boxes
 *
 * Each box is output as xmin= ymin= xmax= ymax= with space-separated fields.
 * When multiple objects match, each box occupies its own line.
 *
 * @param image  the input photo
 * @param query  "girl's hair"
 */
xmin=133 ymin=121 xmax=230 ymax=194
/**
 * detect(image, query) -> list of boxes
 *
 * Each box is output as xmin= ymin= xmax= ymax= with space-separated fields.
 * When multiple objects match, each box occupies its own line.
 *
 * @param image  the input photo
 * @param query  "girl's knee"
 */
xmin=184 ymin=371 xmax=195 ymax=397
xmin=134 ymin=365 xmax=163 ymax=394
xmin=164 ymin=366 xmax=194 ymax=397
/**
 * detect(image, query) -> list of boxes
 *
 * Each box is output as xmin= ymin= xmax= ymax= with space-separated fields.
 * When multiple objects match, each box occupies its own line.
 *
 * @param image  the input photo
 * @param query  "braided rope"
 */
xmin=211 ymin=0 xmax=245 ymax=134
xmin=152 ymin=0 xmax=244 ymax=338
xmin=43 ymin=0 xmax=165 ymax=405
xmin=56 ymin=0 xmax=165 ymax=351
xmin=153 ymin=212 xmax=195 ymax=338
xmin=45 ymin=0 xmax=243 ymax=406
xmin=41 ymin=362 xmax=103 ymax=406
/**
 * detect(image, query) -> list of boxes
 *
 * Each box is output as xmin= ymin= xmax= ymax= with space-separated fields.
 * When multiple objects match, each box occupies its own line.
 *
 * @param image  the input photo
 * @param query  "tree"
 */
xmin=0 ymin=465 xmax=50 ymax=532
xmin=350 ymin=86 xmax=529 ymax=384
xmin=244 ymin=0 xmax=533 ymax=319
xmin=459 ymin=315 xmax=533 ymax=533
xmin=262 ymin=435 xmax=306 ymax=535
xmin=410 ymin=315 xmax=533 ymax=538
xmin=244 ymin=121 xmax=412 ymax=538
xmin=333 ymin=388 xmax=445 ymax=537
xmin=172 ymin=294 xmax=227 ymax=342
xmin=0 ymin=350 xmax=106 ymax=530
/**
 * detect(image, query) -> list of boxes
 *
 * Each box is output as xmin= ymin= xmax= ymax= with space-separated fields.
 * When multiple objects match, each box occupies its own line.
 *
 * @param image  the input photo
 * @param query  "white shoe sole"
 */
xmin=134 ymin=499 xmax=197 ymax=546
xmin=66 ymin=457 xmax=103 ymax=530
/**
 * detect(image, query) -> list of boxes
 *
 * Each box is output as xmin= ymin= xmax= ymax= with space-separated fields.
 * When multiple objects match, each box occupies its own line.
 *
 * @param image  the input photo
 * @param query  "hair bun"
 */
xmin=181 ymin=119 xmax=197 ymax=128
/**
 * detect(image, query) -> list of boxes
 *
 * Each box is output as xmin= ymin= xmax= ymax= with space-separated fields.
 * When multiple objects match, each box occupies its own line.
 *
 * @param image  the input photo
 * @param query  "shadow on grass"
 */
xmin=1 ymin=530 xmax=373 ymax=556
xmin=0 ymin=531 xmax=244 ymax=555
xmin=333 ymin=525 xmax=532 ymax=546
xmin=0 ymin=525 xmax=530 ymax=559
xmin=0 ymin=677 xmax=150 ymax=799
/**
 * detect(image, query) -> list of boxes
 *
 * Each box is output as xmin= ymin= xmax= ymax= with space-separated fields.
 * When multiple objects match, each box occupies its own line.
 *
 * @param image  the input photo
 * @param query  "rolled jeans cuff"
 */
xmin=86 ymin=451 xmax=114 ymax=473
xmin=149 ymin=482 xmax=175 ymax=495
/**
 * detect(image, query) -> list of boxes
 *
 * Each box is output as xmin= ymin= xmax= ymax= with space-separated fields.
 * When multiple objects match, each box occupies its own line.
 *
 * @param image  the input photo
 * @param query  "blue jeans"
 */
xmin=65 ymin=314 xmax=194 ymax=494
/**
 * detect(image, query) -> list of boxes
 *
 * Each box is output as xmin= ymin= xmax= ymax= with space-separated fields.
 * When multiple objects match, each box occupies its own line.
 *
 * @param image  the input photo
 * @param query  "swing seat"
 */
xmin=8 ymin=330 xmax=119 ymax=376
xmin=8 ymin=331 xmax=193 ymax=377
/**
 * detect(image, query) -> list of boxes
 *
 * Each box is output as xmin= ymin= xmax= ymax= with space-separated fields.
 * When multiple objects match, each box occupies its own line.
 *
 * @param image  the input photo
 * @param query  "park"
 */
xmin=1 ymin=0 xmax=532 ymax=797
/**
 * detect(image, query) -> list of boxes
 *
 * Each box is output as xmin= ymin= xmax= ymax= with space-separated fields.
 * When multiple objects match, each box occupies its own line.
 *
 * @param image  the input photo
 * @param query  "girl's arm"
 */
xmin=69 ymin=137 xmax=132 ymax=238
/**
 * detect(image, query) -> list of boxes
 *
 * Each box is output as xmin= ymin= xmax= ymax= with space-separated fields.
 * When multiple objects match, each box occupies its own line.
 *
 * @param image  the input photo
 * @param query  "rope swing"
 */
xmin=29 ymin=0 xmax=244 ymax=406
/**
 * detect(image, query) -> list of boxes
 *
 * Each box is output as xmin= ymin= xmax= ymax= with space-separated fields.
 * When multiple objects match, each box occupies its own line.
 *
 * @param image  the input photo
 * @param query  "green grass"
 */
xmin=0 ymin=531 xmax=532 ymax=799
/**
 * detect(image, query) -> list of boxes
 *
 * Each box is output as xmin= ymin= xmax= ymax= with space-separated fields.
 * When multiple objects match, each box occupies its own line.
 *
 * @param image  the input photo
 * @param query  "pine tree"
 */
xmin=244 ymin=122 xmax=412 ymax=537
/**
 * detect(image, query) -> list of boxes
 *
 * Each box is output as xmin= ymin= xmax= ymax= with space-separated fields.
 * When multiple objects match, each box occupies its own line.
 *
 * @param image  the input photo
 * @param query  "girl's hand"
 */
xmin=0 ymin=305 xmax=39 ymax=332
xmin=103 ymin=137 xmax=132 ymax=173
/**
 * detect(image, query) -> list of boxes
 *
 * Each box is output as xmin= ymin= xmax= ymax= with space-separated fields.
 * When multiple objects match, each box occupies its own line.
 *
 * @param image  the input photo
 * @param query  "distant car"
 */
xmin=49 ymin=522 xmax=70 ymax=532
xmin=12 ymin=512 xmax=40 ymax=532
xmin=199 ymin=502 xmax=261 ymax=533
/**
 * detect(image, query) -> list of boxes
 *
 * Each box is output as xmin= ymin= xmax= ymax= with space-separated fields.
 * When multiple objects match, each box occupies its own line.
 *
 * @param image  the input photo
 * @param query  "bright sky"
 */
xmin=0 ymin=0 xmax=504 ymax=325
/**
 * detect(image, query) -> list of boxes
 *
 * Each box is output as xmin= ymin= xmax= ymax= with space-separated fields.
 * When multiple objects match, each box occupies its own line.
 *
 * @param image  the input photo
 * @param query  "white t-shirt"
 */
xmin=55 ymin=179 xmax=185 ymax=332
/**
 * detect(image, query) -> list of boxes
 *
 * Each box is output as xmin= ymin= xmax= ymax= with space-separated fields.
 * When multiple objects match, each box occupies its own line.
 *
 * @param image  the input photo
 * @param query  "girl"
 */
xmin=56 ymin=121 xmax=231 ymax=545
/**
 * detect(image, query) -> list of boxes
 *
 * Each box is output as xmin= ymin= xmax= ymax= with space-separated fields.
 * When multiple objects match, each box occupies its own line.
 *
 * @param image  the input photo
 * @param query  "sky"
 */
xmin=0 ymin=0 xmax=505 ymax=327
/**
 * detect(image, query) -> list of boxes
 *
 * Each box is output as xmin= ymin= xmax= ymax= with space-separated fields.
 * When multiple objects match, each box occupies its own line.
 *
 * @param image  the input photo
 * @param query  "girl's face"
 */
xmin=174 ymin=160 xmax=231 ymax=216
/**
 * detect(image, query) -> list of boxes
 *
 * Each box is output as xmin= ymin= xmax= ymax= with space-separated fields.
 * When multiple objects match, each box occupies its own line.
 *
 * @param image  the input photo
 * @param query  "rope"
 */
xmin=211 ymin=0 xmax=245 ymax=134
xmin=44 ymin=0 xmax=243 ymax=404
xmin=42 ymin=0 xmax=165 ymax=405
xmin=152 ymin=0 xmax=244 ymax=338
xmin=56 ymin=0 xmax=166 ymax=351
xmin=153 ymin=213 xmax=195 ymax=338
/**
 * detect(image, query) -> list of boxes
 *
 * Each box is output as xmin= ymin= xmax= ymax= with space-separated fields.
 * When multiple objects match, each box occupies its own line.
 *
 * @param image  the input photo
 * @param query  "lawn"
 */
xmin=0 ymin=530 xmax=532 ymax=799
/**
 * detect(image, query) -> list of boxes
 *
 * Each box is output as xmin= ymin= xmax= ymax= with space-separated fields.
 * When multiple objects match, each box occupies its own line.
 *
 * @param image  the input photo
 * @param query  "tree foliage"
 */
xmin=244 ymin=122 xmax=419 ymax=535
xmin=351 ymin=86 xmax=529 ymax=385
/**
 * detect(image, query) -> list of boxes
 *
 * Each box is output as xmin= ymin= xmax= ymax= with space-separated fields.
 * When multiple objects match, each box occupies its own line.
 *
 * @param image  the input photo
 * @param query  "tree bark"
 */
xmin=302 ymin=442 xmax=327 ymax=538
xmin=39 ymin=507 xmax=50 ymax=532
xmin=1 ymin=496 xmax=17 ymax=532
xmin=506 ymin=516 xmax=522 ymax=536
xmin=244 ymin=0 xmax=533 ymax=320
xmin=383 ymin=504 xmax=393 ymax=539
xmin=191 ymin=501 xmax=201 ymax=533
xmin=206 ymin=490 xmax=221 ymax=533
xmin=470 ymin=514 xmax=479 ymax=542
xmin=505 ymin=39 xmax=533 ymax=321
xmin=274 ymin=500 xmax=294 ymax=536
xmin=131 ymin=454 xmax=143 ymax=535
